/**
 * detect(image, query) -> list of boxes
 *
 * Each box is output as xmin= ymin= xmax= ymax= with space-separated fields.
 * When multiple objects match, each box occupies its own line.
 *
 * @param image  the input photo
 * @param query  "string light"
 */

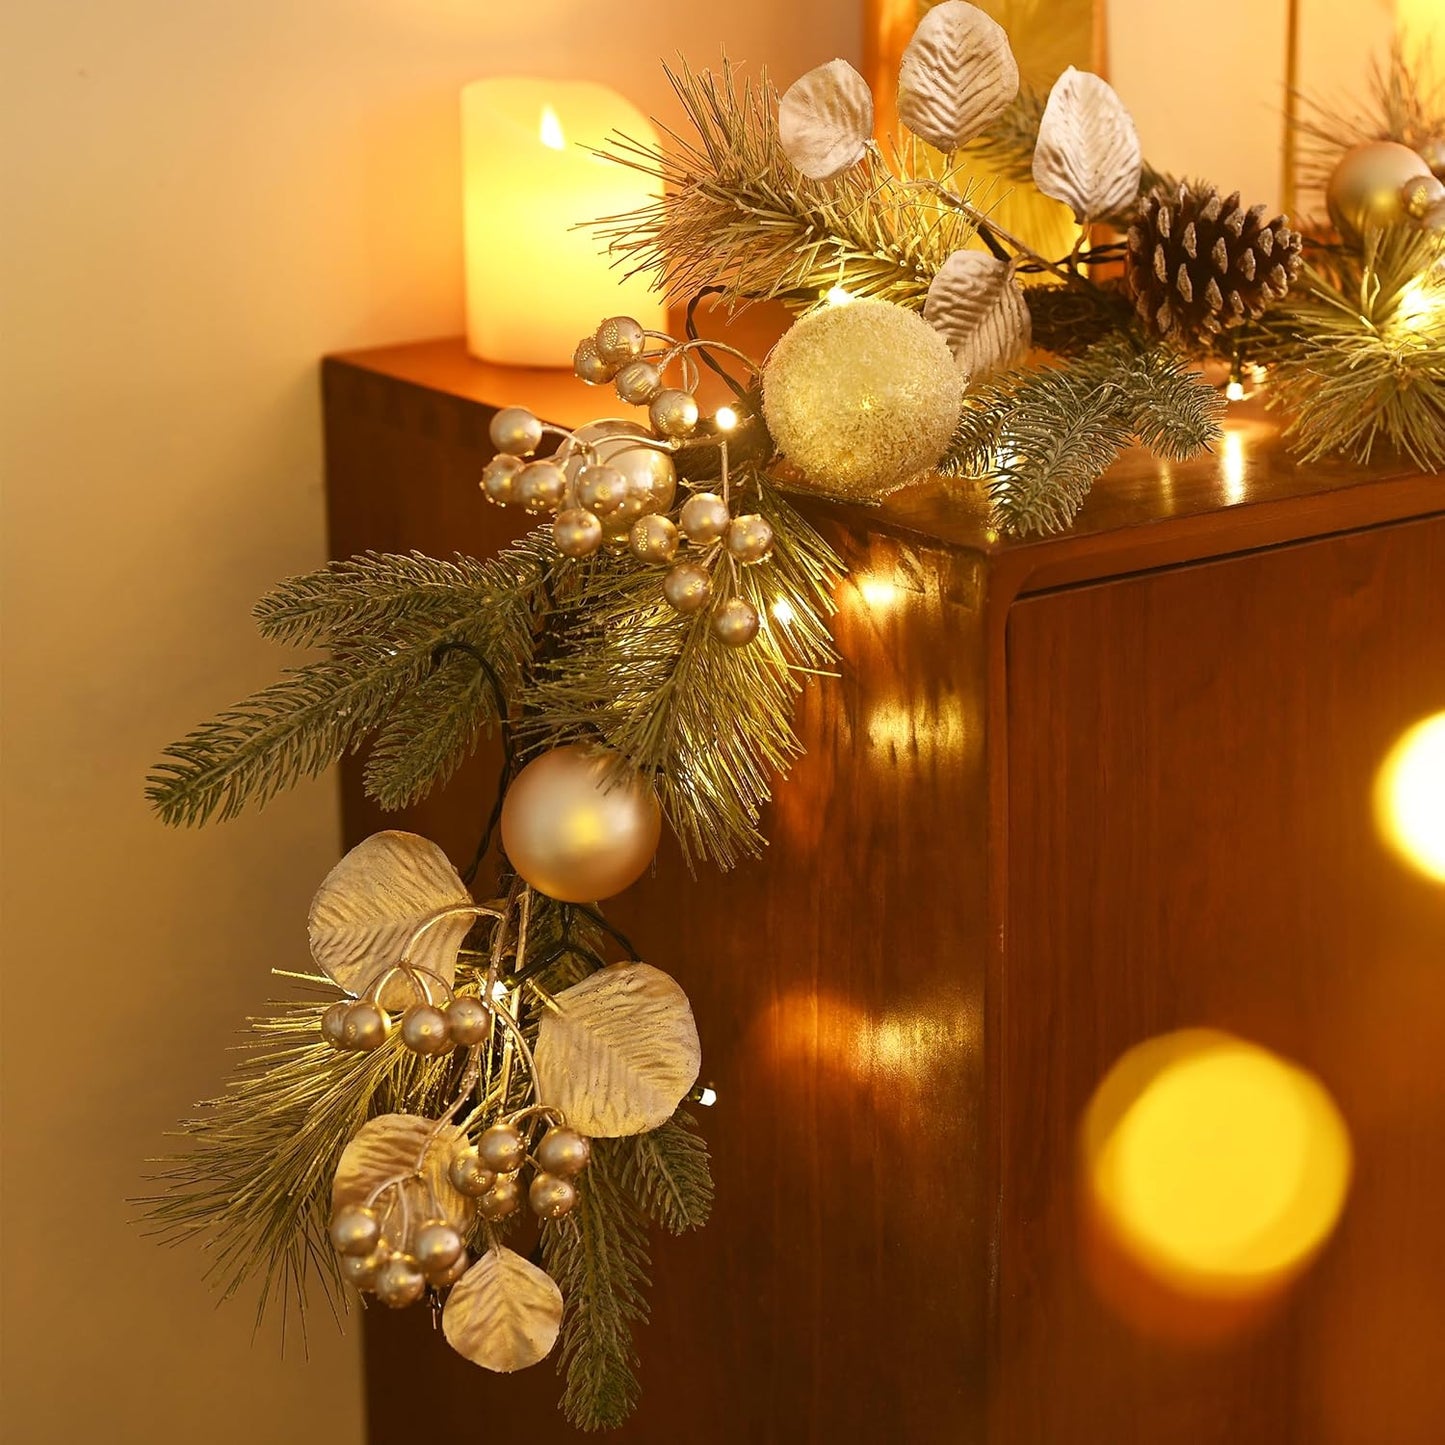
xmin=1225 ymin=379 xmax=1246 ymax=402
xmin=1375 ymin=711 xmax=1445 ymax=882
xmin=713 ymin=405 xmax=739 ymax=432
xmin=769 ymin=598 xmax=796 ymax=625
xmin=825 ymin=284 xmax=853 ymax=306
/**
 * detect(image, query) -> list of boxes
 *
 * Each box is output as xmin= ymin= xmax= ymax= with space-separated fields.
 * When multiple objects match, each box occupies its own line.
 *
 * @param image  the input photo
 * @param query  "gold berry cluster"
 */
xmin=321 ymin=963 xmax=492 ymax=1057
xmin=478 ymin=315 xmax=775 ymax=648
xmin=448 ymin=1116 xmax=591 ymax=1225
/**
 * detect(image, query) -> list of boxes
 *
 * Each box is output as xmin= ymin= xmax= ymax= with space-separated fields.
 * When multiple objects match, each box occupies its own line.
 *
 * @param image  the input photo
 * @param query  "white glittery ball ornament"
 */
xmin=761 ymin=300 xmax=963 ymax=501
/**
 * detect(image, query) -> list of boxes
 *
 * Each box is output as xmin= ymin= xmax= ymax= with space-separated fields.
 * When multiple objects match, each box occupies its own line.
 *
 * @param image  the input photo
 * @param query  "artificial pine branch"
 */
xmin=596 ymin=59 xmax=976 ymax=311
xmin=140 ymin=989 xmax=464 ymax=1331
xmin=1253 ymin=228 xmax=1445 ymax=468
xmin=944 ymin=340 xmax=1221 ymax=535
xmin=150 ymin=541 xmax=554 ymax=827
xmin=615 ymin=1110 xmax=714 ymax=1235
xmin=523 ymin=478 xmax=842 ymax=868
xmin=542 ymin=1141 xmax=652 ymax=1432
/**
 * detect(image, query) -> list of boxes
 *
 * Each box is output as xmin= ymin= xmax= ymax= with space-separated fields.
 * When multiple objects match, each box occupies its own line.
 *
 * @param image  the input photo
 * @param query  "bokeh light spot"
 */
xmin=1083 ymin=1030 xmax=1351 ymax=1301
xmin=1375 ymin=711 xmax=1445 ymax=884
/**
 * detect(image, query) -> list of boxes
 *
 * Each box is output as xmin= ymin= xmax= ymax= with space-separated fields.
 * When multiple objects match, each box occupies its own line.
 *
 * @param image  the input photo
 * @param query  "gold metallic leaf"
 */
xmin=778 ymin=59 xmax=875 ymax=181
xmin=332 ymin=1113 xmax=475 ymax=1235
xmin=1031 ymin=67 xmax=1142 ymax=223
xmin=307 ymin=831 xmax=472 ymax=1005
xmin=442 ymin=1246 xmax=564 ymax=1373
xmin=924 ymin=249 xmax=1031 ymax=381
xmin=897 ymin=1 xmax=1019 ymax=154
xmin=535 ymin=963 xmax=701 ymax=1137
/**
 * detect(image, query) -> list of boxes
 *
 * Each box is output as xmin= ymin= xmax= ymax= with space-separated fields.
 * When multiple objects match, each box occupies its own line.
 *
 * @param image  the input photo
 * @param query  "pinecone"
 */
xmin=1125 ymin=183 xmax=1303 ymax=347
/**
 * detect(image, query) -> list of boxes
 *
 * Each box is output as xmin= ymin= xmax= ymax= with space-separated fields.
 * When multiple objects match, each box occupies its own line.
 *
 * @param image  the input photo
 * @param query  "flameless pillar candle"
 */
xmin=461 ymin=78 xmax=667 ymax=367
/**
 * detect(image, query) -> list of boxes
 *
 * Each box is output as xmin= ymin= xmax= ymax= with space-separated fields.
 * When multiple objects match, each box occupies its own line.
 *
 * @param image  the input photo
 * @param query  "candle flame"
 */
xmin=539 ymin=105 xmax=566 ymax=151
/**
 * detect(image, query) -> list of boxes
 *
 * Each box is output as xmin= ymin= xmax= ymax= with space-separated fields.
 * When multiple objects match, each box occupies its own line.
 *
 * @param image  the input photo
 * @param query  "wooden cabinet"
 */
xmin=323 ymin=336 xmax=1445 ymax=1444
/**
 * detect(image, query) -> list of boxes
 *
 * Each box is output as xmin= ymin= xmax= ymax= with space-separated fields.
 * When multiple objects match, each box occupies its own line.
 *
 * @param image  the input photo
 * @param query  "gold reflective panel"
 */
xmin=1375 ymin=711 xmax=1445 ymax=884
xmin=1081 ymin=1029 xmax=1351 ymax=1333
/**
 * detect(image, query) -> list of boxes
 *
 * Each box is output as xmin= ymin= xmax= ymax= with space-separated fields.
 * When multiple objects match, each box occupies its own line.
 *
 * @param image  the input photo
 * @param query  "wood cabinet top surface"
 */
xmin=330 ymin=311 xmax=1441 ymax=592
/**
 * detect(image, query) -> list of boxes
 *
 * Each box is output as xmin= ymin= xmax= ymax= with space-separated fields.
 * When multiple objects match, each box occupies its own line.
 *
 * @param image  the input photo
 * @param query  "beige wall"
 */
xmin=1111 ymin=0 xmax=1410 ymax=213
xmin=0 ymin=4 xmax=858 ymax=1443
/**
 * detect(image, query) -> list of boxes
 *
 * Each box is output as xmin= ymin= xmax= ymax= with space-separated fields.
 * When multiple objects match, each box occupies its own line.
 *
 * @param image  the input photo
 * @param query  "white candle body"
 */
xmin=462 ymin=77 xmax=666 ymax=368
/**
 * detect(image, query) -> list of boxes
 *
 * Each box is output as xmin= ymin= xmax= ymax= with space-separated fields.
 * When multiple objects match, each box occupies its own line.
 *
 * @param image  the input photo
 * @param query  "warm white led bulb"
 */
xmin=714 ymin=406 xmax=739 ymax=432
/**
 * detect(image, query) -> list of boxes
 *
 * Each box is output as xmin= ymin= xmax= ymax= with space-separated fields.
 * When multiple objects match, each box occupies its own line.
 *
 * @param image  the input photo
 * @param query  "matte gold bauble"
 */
xmin=1402 ymin=173 xmax=1445 ymax=220
xmin=482 ymin=454 xmax=525 ymax=506
xmin=679 ymin=492 xmax=730 ymax=544
xmin=561 ymin=421 xmax=676 ymax=514
xmin=478 ymin=1175 xmax=523 ymax=1220
xmin=426 ymin=1250 xmax=469 ymax=1289
xmin=711 ymin=597 xmax=760 ymax=647
xmin=340 ymin=1250 xmax=386 ymax=1289
xmin=615 ymin=360 xmax=663 ymax=405
xmin=400 ymin=1003 xmax=452 ymax=1055
xmin=1419 ymin=136 xmax=1445 ymax=180
xmin=528 ymin=1172 xmax=578 ymax=1219
xmin=500 ymin=745 xmax=662 ymax=903
xmin=630 ymin=514 xmax=679 ymax=564
xmin=536 ymin=1126 xmax=591 ymax=1176
xmin=663 ymin=561 xmax=712 ymax=613
xmin=321 ymin=1000 xmax=350 ymax=1047
xmin=342 ymin=1001 xmax=390 ymax=1051
xmin=489 ymin=406 xmax=543 ymax=457
xmin=376 ymin=1256 xmax=426 ymax=1309
xmin=1327 ymin=141 xmax=1433 ymax=243
xmin=575 ymin=463 xmax=628 ymax=516
xmin=573 ymin=337 xmax=614 ymax=385
xmin=516 ymin=461 xmax=567 ymax=515
xmin=477 ymin=1122 xmax=527 ymax=1173
xmin=725 ymin=514 xmax=774 ymax=564
xmin=413 ymin=1221 xmax=465 ymax=1271
xmin=595 ymin=315 xmax=647 ymax=365
xmin=762 ymin=299 xmax=962 ymax=500
xmin=329 ymin=1204 xmax=381 ymax=1256
xmin=649 ymin=388 xmax=699 ymax=438
xmin=553 ymin=508 xmax=603 ymax=559
xmin=448 ymin=1145 xmax=495 ymax=1198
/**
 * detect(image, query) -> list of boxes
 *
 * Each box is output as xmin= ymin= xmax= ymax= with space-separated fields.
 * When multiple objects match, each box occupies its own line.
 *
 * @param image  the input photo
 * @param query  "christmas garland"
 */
xmin=143 ymin=5 xmax=1444 ymax=1433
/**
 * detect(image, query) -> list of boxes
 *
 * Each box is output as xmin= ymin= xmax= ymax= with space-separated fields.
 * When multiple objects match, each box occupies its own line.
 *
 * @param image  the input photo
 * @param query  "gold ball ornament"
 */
xmin=1402 ymin=173 xmax=1445 ymax=221
xmin=536 ymin=1127 xmax=591 ymax=1176
xmin=515 ymin=460 xmax=567 ymax=515
xmin=761 ymin=299 xmax=963 ymax=500
xmin=482 ymin=453 xmax=525 ymax=506
xmin=679 ymin=492 xmax=730 ymax=544
xmin=553 ymin=508 xmax=604 ymax=559
xmin=426 ymin=1250 xmax=469 ymax=1289
xmin=712 ymin=597 xmax=760 ymax=647
xmin=630 ymin=514 xmax=679 ymax=564
xmin=615 ymin=359 xmax=663 ymax=405
xmin=1421 ymin=136 xmax=1445 ymax=180
xmin=342 ymin=1000 xmax=390 ymax=1051
xmin=649 ymin=388 xmax=699 ymax=438
xmin=595 ymin=316 xmax=648 ymax=364
xmin=477 ymin=1122 xmax=526 ymax=1174
xmin=376 ymin=1256 xmax=427 ymax=1309
xmin=725 ymin=514 xmax=774 ymax=564
xmin=663 ymin=561 xmax=712 ymax=613
xmin=400 ymin=1003 xmax=452 ymax=1055
xmin=573 ymin=337 xmax=614 ymax=385
xmin=413 ymin=1221 xmax=465 ymax=1271
xmin=489 ymin=406 xmax=543 ymax=457
xmin=575 ymin=463 xmax=628 ymax=516
xmin=477 ymin=1174 xmax=523 ymax=1221
xmin=499 ymin=745 xmax=662 ymax=902
xmin=1327 ymin=141 xmax=1434 ymax=243
xmin=329 ymin=1204 xmax=381 ymax=1256
xmin=321 ymin=1000 xmax=350 ymax=1047
xmin=528 ymin=1172 xmax=579 ymax=1219
xmin=340 ymin=1250 xmax=386 ymax=1290
xmin=447 ymin=1146 xmax=495 ymax=1198
xmin=561 ymin=421 xmax=676 ymax=514
xmin=445 ymin=995 xmax=492 ymax=1047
